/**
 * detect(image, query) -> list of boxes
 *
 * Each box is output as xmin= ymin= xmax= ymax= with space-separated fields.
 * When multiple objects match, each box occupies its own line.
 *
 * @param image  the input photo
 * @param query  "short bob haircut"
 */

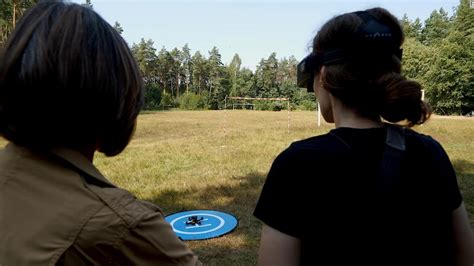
xmin=0 ymin=2 xmax=144 ymax=156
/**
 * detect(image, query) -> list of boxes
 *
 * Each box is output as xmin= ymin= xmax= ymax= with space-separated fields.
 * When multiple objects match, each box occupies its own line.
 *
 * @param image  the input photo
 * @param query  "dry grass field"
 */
xmin=1 ymin=110 xmax=473 ymax=265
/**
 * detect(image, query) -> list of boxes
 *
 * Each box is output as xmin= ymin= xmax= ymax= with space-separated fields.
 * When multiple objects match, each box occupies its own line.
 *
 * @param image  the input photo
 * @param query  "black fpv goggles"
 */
xmin=297 ymin=11 xmax=403 ymax=92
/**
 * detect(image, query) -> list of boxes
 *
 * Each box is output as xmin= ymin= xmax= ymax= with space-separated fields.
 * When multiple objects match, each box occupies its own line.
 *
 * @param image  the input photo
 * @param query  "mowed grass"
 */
xmin=99 ymin=110 xmax=328 ymax=265
xmin=1 ymin=111 xmax=473 ymax=265
xmin=99 ymin=111 xmax=474 ymax=265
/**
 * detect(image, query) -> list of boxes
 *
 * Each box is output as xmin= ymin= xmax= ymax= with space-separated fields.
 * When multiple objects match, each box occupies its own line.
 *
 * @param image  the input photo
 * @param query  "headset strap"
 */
xmin=329 ymin=123 xmax=406 ymax=193
xmin=378 ymin=123 xmax=406 ymax=193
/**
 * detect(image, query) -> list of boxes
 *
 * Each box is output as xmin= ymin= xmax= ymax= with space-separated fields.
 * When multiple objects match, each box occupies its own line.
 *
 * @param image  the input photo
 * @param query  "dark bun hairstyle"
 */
xmin=313 ymin=7 xmax=431 ymax=127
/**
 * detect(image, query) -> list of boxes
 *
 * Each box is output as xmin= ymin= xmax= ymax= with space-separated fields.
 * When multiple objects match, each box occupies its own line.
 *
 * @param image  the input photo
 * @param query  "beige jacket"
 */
xmin=0 ymin=143 xmax=201 ymax=266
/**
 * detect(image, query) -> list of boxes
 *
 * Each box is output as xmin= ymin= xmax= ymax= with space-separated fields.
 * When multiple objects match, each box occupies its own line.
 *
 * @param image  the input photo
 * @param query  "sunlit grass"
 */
xmin=99 ymin=110 xmax=329 ymax=264
xmin=1 ymin=111 xmax=472 ymax=264
xmin=103 ymin=111 xmax=474 ymax=264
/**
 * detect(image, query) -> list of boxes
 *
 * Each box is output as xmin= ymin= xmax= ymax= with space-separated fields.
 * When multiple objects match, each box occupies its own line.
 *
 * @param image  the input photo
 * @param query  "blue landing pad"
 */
xmin=165 ymin=210 xmax=238 ymax=241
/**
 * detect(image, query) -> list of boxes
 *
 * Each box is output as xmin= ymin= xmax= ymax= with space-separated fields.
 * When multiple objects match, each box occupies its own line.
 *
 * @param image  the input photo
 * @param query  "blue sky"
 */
xmin=71 ymin=0 xmax=459 ymax=70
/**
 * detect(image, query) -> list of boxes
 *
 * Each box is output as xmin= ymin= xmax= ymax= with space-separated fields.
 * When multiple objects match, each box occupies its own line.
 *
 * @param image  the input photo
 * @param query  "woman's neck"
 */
xmin=330 ymin=95 xmax=383 ymax=129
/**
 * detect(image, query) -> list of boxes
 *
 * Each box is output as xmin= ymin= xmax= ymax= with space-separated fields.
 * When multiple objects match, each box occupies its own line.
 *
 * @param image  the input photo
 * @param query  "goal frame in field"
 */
xmin=223 ymin=96 xmax=291 ymax=139
xmin=225 ymin=96 xmax=290 ymax=110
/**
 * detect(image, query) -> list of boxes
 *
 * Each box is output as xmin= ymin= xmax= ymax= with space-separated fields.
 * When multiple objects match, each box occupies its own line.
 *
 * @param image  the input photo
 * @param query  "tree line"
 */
xmin=1 ymin=0 xmax=36 ymax=44
xmin=401 ymin=0 xmax=473 ymax=115
xmin=1 ymin=0 xmax=472 ymax=114
xmin=131 ymin=40 xmax=315 ymax=111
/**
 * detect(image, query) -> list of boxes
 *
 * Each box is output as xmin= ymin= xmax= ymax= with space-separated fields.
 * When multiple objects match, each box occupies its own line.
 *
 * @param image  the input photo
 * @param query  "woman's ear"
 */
xmin=320 ymin=66 xmax=326 ymax=83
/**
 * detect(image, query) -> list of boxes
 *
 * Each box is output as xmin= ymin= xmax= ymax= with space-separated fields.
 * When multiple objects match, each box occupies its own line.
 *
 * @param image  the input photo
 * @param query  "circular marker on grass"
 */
xmin=165 ymin=210 xmax=238 ymax=241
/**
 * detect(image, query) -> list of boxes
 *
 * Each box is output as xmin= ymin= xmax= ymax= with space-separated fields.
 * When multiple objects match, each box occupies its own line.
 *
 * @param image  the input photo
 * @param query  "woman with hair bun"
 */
xmin=0 ymin=2 xmax=200 ymax=265
xmin=254 ymin=7 xmax=473 ymax=266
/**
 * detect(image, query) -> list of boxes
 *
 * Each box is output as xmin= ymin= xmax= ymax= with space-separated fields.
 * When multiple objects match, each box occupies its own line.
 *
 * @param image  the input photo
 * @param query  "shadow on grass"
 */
xmin=452 ymin=159 xmax=474 ymax=228
xmin=144 ymin=172 xmax=267 ymax=265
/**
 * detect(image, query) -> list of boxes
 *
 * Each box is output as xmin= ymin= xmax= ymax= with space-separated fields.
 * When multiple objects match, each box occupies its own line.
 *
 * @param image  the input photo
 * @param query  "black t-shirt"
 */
xmin=254 ymin=126 xmax=462 ymax=266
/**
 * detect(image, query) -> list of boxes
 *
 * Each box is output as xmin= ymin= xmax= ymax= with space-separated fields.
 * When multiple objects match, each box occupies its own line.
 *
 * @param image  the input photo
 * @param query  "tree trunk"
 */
xmin=12 ymin=2 xmax=17 ymax=27
xmin=176 ymin=73 xmax=180 ymax=98
xmin=198 ymin=76 xmax=201 ymax=94
xmin=169 ymin=79 xmax=174 ymax=99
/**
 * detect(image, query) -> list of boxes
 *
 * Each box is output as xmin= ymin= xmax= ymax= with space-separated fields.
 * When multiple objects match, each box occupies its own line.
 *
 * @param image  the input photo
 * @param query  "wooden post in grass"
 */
xmin=287 ymin=100 xmax=290 ymax=136
xmin=223 ymin=96 xmax=227 ymax=147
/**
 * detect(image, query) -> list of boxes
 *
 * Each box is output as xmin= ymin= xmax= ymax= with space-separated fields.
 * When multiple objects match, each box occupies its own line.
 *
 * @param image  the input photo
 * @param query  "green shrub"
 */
xmin=254 ymin=101 xmax=272 ymax=111
xmin=298 ymin=99 xmax=317 ymax=111
xmin=159 ymin=91 xmax=175 ymax=110
xmin=143 ymin=83 xmax=161 ymax=110
xmin=179 ymin=92 xmax=208 ymax=110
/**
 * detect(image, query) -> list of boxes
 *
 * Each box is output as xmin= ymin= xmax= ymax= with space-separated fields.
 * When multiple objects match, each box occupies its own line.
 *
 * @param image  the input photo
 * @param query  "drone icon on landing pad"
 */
xmin=165 ymin=210 xmax=238 ymax=241
xmin=185 ymin=216 xmax=204 ymax=226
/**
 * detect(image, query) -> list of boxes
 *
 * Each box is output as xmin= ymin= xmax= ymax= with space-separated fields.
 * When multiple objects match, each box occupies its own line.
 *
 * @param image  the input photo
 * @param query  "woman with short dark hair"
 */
xmin=254 ymin=7 xmax=474 ymax=266
xmin=0 ymin=2 xmax=201 ymax=265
